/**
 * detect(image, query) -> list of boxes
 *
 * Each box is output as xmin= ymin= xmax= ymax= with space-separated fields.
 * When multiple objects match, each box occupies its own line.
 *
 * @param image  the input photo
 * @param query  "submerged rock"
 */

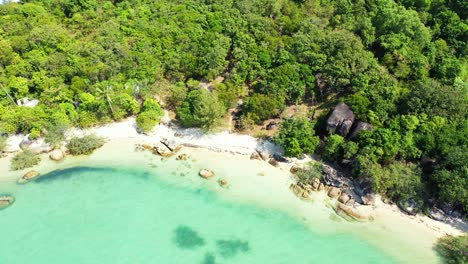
xmin=335 ymin=202 xmax=369 ymax=221
xmin=199 ymin=169 xmax=215 ymax=179
xmin=218 ymin=178 xmax=229 ymax=188
xmin=176 ymin=154 xmax=189 ymax=161
xmin=0 ymin=195 xmax=14 ymax=210
xmin=49 ymin=149 xmax=64 ymax=161
xmin=18 ymin=170 xmax=40 ymax=183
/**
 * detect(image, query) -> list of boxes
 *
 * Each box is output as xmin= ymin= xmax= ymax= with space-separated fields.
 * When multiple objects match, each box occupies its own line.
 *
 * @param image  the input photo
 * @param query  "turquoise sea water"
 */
xmin=0 ymin=166 xmax=395 ymax=264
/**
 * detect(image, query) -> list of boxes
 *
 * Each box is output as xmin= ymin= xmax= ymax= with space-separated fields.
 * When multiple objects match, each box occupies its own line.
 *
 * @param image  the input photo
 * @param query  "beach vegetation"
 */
xmin=10 ymin=150 xmax=41 ymax=170
xmin=435 ymin=234 xmax=468 ymax=264
xmin=296 ymin=162 xmax=323 ymax=184
xmin=275 ymin=117 xmax=319 ymax=157
xmin=176 ymin=89 xmax=225 ymax=130
xmin=136 ymin=99 xmax=164 ymax=134
xmin=0 ymin=135 xmax=6 ymax=152
xmin=66 ymin=134 xmax=105 ymax=156
xmin=243 ymin=94 xmax=281 ymax=124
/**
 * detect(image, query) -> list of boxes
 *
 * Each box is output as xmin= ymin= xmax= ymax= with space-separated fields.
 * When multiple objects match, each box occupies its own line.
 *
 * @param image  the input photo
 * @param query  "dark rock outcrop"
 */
xmin=348 ymin=121 xmax=373 ymax=139
xmin=397 ymin=199 xmax=422 ymax=215
xmin=361 ymin=193 xmax=376 ymax=206
xmin=326 ymin=103 xmax=355 ymax=137
xmin=322 ymin=164 xmax=353 ymax=188
xmin=255 ymin=148 xmax=270 ymax=161
xmin=161 ymin=138 xmax=180 ymax=152
xmin=353 ymin=178 xmax=373 ymax=197
xmin=428 ymin=207 xmax=446 ymax=221
xmin=273 ymin=153 xmax=288 ymax=163
xmin=266 ymin=121 xmax=277 ymax=130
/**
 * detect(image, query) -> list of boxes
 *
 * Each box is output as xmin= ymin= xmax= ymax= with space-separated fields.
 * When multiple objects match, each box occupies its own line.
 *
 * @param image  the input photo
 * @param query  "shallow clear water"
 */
xmin=0 ymin=166 xmax=395 ymax=264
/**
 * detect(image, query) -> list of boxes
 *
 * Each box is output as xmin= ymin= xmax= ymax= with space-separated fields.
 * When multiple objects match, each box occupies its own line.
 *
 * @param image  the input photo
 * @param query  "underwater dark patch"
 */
xmin=33 ymin=166 xmax=151 ymax=183
xmin=216 ymin=239 xmax=250 ymax=258
xmin=200 ymin=252 xmax=216 ymax=264
xmin=173 ymin=225 xmax=205 ymax=249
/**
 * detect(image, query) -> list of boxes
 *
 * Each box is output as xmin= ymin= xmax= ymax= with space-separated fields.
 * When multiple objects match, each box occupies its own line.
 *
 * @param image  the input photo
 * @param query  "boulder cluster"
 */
xmin=138 ymin=138 xmax=181 ymax=157
xmin=289 ymin=163 xmax=372 ymax=221
xmin=326 ymin=102 xmax=373 ymax=138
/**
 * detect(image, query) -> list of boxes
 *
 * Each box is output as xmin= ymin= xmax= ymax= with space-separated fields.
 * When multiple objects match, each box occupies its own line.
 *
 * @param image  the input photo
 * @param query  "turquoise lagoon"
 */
xmin=0 ymin=142 xmax=439 ymax=263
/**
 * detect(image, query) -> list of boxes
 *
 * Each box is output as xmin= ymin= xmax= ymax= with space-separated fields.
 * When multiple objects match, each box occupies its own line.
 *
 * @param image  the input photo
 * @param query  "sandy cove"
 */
xmin=1 ymin=118 xmax=467 ymax=263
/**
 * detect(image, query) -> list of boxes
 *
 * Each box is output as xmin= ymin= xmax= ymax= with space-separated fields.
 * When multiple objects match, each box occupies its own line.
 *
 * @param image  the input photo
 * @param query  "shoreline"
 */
xmin=1 ymin=118 xmax=467 ymax=263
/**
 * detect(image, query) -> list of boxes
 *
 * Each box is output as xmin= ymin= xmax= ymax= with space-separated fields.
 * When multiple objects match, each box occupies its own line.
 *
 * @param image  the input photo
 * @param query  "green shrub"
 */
xmin=243 ymin=94 xmax=281 ymax=124
xmin=136 ymin=111 xmax=160 ymax=133
xmin=0 ymin=135 xmax=6 ymax=152
xmin=66 ymin=134 xmax=105 ymax=155
xmin=176 ymin=89 xmax=225 ymax=130
xmin=11 ymin=150 xmax=41 ymax=170
xmin=136 ymin=99 xmax=164 ymax=133
xmin=275 ymin=117 xmax=320 ymax=157
xmin=322 ymin=135 xmax=345 ymax=161
xmin=167 ymin=82 xmax=188 ymax=109
xmin=296 ymin=162 xmax=323 ymax=184
xmin=44 ymin=124 xmax=67 ymax=148
xmin=435 ymin=234 xmax=468 ymax=264
xmin=359 ymin=159 xmax=424 ymax=202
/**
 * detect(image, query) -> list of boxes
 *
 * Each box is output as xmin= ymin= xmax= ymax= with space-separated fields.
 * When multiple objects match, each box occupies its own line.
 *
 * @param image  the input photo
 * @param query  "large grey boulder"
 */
xmin=349 ymin=121 xmax=373 ymax=139
xmin=20 ymin=138 xmax=52 ymax=154
xmin=428 ymin=207 xmax=446 ymax=221
xmin=326 ymin=103 xmax=355 ymax=137
xmin=353 ymin=178 xmax=373 ymax=197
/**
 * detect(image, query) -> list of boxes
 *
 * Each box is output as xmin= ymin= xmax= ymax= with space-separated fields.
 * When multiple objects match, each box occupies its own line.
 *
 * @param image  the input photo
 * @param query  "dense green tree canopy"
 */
xmin=0 ymin=0 xmax=466 ymax=217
